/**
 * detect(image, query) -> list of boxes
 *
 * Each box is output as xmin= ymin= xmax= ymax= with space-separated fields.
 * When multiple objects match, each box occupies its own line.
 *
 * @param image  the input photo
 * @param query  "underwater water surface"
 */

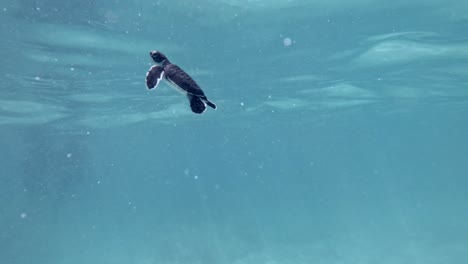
xmin=1 ymin=0 xmax=468 ymax=263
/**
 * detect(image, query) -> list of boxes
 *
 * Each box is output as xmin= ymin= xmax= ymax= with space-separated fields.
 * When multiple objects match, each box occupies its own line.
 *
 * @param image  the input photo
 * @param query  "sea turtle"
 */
xmin=146 ymin=50 xmax=217 ymax=114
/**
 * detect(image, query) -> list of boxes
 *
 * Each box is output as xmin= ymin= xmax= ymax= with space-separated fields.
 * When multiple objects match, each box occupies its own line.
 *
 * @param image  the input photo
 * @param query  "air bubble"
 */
xmin=283 ymin=37 xmax=293 ymax=46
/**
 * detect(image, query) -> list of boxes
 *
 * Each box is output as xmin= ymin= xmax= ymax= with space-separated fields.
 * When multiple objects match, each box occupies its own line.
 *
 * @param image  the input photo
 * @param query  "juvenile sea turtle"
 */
xmin=146 ymin=50 xmax=217 ymax=114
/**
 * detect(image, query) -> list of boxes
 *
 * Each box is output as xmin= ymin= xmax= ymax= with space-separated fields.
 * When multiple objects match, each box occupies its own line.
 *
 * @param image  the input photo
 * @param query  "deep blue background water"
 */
xmin=1 ymin=0 xmax=468 ymax=263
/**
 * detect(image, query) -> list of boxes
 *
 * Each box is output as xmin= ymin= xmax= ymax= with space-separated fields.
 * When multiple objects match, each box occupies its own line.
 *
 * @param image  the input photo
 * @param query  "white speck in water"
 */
xmin=36 ymin=7 xmax=40 ymax=11
xmin=20 ymin=213 xmax=27 ymax=219
xmin=125 ymin=30 xmax=129 ymax=34
xmin=137 ymin=13 xmax=142 ymax=17
xmin=240 ymin=102 xmax=244 ymax=106
xmin=70 ymin=67 xmax=75 ymax=71
xmin=194 ymin=175 xmax=199 ymax=180
xmin=86 ymin=131 xmax=91 ymax=135
xmin=3 ymin=8 xmax=7 ymax=11
xmin=35 ymin=76 xmax=41 ymax=81
xmin=97 ymin=181 xmax=101 ymax=184
xmin=66 ymin=153 xmax=72 ymax=158
xmin=268 ymin=95 xmax=272 ymax=99
xmin=283 ymin=37 xmax=293 ymax=46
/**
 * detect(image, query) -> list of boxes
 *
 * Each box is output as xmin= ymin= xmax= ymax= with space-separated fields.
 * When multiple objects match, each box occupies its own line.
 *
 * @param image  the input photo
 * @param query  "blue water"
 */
xmin=1 ymin=1 xmax=468 ymax=263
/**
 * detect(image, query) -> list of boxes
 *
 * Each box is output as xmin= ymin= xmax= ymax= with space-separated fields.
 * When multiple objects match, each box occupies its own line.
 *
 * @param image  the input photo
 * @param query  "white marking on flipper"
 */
xmin=146 ymin=66 xmax=165 ymax=90
xmin=154 ymin=71 xmax=164 ymax=89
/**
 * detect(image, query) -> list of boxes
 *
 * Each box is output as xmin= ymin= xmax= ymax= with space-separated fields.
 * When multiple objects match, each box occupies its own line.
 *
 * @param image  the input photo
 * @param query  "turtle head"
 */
xmin=150 ymin=50 xmax=168 ymax=64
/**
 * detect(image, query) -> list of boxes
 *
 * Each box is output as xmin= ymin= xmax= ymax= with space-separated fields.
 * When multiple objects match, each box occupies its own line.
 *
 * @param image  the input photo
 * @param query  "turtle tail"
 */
xmin=205 ymin=99 xmax=217 ymax=109
xmin=200 ymin=95 xmax=217 ymax=109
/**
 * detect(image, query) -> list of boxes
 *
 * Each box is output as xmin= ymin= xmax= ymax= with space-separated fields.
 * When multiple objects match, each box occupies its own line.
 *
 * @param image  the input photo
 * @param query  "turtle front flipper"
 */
xmin=187 ymin=94 xmax=206 ymax=114
xmin=146 ymin=65 xmax=165 ymax=89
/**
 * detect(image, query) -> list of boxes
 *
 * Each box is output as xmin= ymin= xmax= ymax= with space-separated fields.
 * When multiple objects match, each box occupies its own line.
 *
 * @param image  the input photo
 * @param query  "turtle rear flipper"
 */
xmin=187 ymin=94 xmax=206 ymax=114
xmin=146 ymin=65 xmax=164 ymax=89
